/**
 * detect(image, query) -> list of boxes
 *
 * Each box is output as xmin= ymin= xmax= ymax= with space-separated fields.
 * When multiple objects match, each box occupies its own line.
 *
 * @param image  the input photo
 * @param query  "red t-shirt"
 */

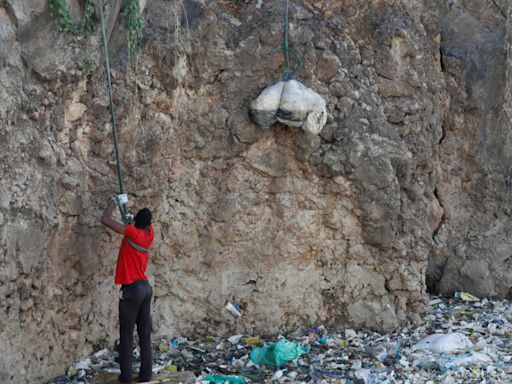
xmin=115 ymin=224 xmax=154 ymax=285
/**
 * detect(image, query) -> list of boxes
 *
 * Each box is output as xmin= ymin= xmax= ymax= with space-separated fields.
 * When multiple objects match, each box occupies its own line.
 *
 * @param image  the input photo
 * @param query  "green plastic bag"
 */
xmin=203 ymin=375 xmax=247 ymax=384
xmin=250 ymin=338 xmax=311 ymax=367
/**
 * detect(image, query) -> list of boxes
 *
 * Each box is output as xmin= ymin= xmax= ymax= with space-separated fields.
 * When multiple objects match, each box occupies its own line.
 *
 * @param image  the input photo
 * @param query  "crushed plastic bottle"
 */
xmin=225 ymin=301 xmax=243 ymax=318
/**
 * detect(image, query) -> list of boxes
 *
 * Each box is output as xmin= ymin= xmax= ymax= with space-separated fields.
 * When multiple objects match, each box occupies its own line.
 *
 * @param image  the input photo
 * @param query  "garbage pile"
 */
xmin=48 ymin=293 xmax=512 ymax=383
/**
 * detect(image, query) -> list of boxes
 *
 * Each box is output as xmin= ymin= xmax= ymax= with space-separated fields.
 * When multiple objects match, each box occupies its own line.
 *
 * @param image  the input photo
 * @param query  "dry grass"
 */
xmin=168 ymin=0 xmax=192 ymax=124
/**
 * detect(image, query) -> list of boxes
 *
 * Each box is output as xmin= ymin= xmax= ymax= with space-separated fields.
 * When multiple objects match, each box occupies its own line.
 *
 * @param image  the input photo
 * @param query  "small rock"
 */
xmin=228 ymin=17 xmax=241 ymax=27
xmin=316 ymin=50 xmax=341 ymax=81
xmin=294 ymin=5 xmax=313 ymax=20
xmin=20 ymin=298 xmax=33 ymax=311
xmin=66 ymin=103 xmax=87 ymax=122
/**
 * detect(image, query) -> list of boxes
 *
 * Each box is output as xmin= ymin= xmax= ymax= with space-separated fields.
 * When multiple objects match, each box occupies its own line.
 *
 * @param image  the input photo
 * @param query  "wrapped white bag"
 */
xmin=249 ymin=81 xmax=285 ymax=131
xmin=250 ymin=79 xmax=327 ymax=135
xmin=412 ymin=333 xmax=473 ymax=353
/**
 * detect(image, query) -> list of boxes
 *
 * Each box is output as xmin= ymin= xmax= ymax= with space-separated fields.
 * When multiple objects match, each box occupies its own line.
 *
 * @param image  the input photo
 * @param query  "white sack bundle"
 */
xmin=250 ymin=79 xmax=327 ymax=135
xmin=412 ymin=333 xmax=473 ymax=354
xmin=249 ymin=81 xmax=285 ymax=131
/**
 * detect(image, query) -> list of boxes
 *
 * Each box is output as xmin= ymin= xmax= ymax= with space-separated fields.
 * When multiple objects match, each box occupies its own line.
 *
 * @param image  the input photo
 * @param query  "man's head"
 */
xmin=134 ymin=208 xmax=152 ymax=229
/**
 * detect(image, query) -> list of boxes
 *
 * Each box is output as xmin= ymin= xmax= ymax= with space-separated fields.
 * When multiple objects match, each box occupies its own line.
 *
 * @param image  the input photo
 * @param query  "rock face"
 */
xmin=0 ymin=0 xmax=511 ymax=382
xmin=427 ymin=0 xmax=512 ymax=297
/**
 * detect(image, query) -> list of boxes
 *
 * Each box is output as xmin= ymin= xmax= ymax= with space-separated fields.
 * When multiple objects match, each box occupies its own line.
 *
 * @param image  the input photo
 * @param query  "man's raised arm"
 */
xmin=101 ymin=197 xmax=126 ymax=235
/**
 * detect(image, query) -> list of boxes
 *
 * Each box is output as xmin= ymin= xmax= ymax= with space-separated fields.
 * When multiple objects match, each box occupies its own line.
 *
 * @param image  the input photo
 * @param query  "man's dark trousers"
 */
xmin=119 ymin=279 xmax=153 ymax=383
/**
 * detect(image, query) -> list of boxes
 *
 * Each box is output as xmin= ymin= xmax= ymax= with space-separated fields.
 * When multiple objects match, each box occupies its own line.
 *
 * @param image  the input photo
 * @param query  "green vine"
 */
xmin=49 ymin=0 xmax=95 ymax=35
xmin=77 ymin=1 xmax=96 ymax=38
xmin=124 ymin=0 xmax=144 ymax=62
xmin=49 ymin=0 xmax=71 ymax=32
xmin=48 ymin=0 xmax=144 ymax=62
xmin=80 ymin=56 xmax=94 ymax=80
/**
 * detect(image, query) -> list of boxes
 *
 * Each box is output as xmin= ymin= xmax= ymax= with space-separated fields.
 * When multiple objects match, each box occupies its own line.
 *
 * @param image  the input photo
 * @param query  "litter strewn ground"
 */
xmin=48 ymin=294 xmax=512 ymax=383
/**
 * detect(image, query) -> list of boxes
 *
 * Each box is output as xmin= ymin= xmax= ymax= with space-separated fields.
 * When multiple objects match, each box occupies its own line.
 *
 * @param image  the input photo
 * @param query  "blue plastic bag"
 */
xmin=203 ymin=375 xmax=247 ymax=383
xmin=250 ymin=339 xmax=311 ymax=367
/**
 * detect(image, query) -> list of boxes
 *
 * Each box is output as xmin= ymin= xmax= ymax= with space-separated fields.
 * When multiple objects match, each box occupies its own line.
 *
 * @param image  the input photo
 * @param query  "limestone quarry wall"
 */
xmin=0 ymin=0 xmax=511 ymax=382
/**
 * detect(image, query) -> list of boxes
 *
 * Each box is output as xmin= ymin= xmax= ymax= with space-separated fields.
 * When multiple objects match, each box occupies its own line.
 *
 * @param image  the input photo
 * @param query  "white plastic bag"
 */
xmin=442 ymin=351 xmax=491 ymax=369
xmin=412 ymin=333 xmax=473 ymax=353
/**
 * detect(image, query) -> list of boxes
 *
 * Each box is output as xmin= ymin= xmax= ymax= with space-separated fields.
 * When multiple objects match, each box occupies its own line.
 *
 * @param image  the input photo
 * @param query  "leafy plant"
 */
xmin=80 ymin=56 xmax=94 ymax=80
xmin=124 ymin=0 xmax=144 ymax=62
xmin=49 ymin=0 xmax=71 ymax=32
xmin=48 ymin=0 xmax=144 ymax=63
xmin=1 ymin=0 xmax=11 ymax=9
xmin=49 ymin=0 xmax=96 ymax=36
xmin=78 ymin=1 xmax=96 ymax=38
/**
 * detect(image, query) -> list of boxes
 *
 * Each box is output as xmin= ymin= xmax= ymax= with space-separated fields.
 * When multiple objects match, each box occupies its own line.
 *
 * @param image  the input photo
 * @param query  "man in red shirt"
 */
xmin=101 ymin=195 xmax=154 ymax=383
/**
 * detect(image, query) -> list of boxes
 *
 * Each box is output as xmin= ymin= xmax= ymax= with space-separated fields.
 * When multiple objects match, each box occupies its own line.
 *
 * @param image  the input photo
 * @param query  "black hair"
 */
xmin=134 ymin=208 xmax=152 ymax=229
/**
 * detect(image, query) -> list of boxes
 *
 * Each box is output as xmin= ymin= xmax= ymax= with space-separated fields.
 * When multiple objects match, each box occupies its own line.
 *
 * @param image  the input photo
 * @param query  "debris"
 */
xmin=458 ymin=311 xmax=474 ymax=316
xmin=454 ymin=291 xmax=480 ymax=302
xmin=159 ymin=340 xmax=170 ymax=352
xmin=225 ymin=301 xmax=243 ymax=318
xmin=307 ymin=327 xmax=318 ymax=340
xmin=190 ymin=346 xmax=206 ymax=354
xmin=242 ymin=336 xmax=260 ymax=346
xmin=250 ymin=338 xmax=311 ymax=367
xmin=227 ymin=17 xmax=242 ymax=27
xmin=66 ymin=366 xmax=77 ymax=377
xmin=202 ymin=374 xmax=247 ymax=383
xmin=429 ymin=298 xmax=444 ymax=306
xmin=354 ymin=368 xmax=379 ymax=384
xmin=164 ymin=364 xmax=177 ymax=372
xmin=441 ymin=351 xmax=491 ymax=369
xmin=413 ymin=333 xmax=473 ymax=353
xmin=344 ymin=328 xmax=358 ymax=338
xmin=227 ymin=335 xmax=243 ymax=344
xmin=93 ymin=349 xmax=109 ymax=359
xmin=49 ymin=295 xmax=512 ymax=384
xmin=75 ymin=358 xmax=92 ymax=371
xmin=271 ymin=370 xmax=284 ymax=380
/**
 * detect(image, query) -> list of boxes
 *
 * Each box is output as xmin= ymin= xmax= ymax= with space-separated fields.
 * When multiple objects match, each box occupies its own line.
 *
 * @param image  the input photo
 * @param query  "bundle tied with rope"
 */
xmin=249 ymin=0 xmax=327 ymax=135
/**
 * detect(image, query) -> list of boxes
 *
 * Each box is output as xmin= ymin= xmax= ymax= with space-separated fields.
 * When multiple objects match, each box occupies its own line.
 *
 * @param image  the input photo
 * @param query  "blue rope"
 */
xmin=270 ymin=0 xmax=302 ymax=81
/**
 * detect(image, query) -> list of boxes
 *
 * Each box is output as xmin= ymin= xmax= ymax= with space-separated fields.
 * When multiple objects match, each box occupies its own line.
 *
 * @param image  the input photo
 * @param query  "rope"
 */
xmin=488 ymin=0 xmax=507 ymax=18
xmin=271 ymin=0 xmax=302 ymax=81
xmin=99 ymin=0 xmax=130 ymax=224
xmin=126 ymin=237 xmax=151 ymax=253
